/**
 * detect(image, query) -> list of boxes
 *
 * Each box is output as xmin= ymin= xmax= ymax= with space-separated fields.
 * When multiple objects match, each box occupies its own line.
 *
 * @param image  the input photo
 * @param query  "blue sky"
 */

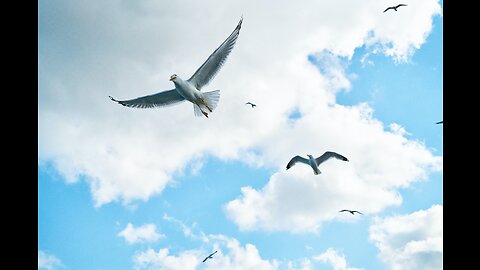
xmin=39 ymin=1 xmax=442 ymax=269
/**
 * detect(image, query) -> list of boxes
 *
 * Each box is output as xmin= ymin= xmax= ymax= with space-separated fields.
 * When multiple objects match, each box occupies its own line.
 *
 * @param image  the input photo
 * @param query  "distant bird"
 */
xmin=436 ymin=121 xmax=443 ymax=124
xmin=383 ymin=4 xmax=407 ymax=12
xmin=202 ymin=251 xmax=218 ymax=263
xmin=339 ymin=209 xmax=363 ymax=215
xmin=109 ymin=17 xmax=243 ymax=118
xmin=286 ymin=151 xmax=349 ymax=175
xmin=246 ymin=102 xmax=256 ymax=108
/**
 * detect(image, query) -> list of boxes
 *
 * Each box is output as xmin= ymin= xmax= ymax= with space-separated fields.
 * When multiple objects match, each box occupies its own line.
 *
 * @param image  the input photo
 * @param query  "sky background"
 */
xmin=38 ymin=0 xmax=443 ymax=269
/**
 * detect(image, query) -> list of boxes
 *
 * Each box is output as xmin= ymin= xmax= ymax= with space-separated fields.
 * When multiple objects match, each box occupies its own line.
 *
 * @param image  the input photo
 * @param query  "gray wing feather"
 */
xmin=109 ymin=89 xmax=185 ymax=109
xmin=315 ymin=151 xmax=348 ymax=165
xmin=187 ymin=17 xmax=243 ymax=90
xmin=286 ymin=156 xmax=309 ymax=170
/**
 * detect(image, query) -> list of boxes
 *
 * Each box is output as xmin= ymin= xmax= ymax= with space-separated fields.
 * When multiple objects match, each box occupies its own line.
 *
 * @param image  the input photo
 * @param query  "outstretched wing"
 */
xmin=397 ymin=4 xmax=407 ymax=8
xmin=286 ymin=156 xmax=309 ymax=170
xmin=383 ymin=7 xmax=392 ymax=12
xmin=202 ymin=251 xmax=217 ymax=263
xmin=339 ymin=209 xmax=349 ymax=213
xmin=109 ymin=89 xmax=185 ymax=109
xmin=315 ymin=151 xmax=348 ymax=165
xmin=436 ymin=121 xmax=443 ymax=124
xmin=353 ymin=211 xmax=363 ymax=215
xmin=188 ymin=17 xmax=243 ymax=90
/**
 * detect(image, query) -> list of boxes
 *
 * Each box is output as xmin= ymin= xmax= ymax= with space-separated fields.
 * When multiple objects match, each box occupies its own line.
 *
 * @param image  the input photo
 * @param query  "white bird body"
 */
xmin=170 ymin=76 xmax=220 ymax=117
xmin=172 ymin=77 xmax=201 ymax=102
xmin=307 ymin=154 xmax=321 ymax=175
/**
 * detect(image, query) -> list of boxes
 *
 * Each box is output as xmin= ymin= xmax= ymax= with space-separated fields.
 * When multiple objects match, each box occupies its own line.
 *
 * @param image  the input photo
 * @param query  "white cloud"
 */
xmin=162 ymin=213 xmax=208 ymax=242
xmin=369 ymin=205 xmax=443 ymax=270
xmin=133 ymin=234 xmax=278 ymax=270
xmin=38 ymin=250 xmax=63 ymax=270
xmin=224 ymin=107 xmax=442 ymax=232
xmin=39 ymin=0 xmax=442 ymax=207
xmin=134 ymin=216 xmax=364 ymax=270
xmin=134 ymin=248 xmax=199 ymax=270
xmin=313 ymin=248 xmax=363 ymax=270
xmin=118 ymin=223 xmax=164 ymax=244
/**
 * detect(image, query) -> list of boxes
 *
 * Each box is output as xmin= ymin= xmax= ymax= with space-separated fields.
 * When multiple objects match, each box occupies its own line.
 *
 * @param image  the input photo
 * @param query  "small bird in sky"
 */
xmin=286 ymin=151 xmax=348 ymax=175
xmin=383 ymin=4 xmax=407 ymax=12
xmin=246 ymin=102 xmax=256 ymax=108
xmin=339 ymin=209 xmax=363 ymax=215
xmin=436 ymin=121 xmax=443 ymax=124
xmin=202 ymin=251 xmax=218 ymax=263
xmin=109 ymin=17 xmax=243 ymax=118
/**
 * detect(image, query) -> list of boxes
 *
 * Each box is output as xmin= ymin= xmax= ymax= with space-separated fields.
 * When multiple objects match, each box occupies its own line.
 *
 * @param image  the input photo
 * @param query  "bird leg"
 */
xmin=201 ymin=98 xmax=213 ymax=112
xmin=197 ymin=104 xmax=209 ymax=118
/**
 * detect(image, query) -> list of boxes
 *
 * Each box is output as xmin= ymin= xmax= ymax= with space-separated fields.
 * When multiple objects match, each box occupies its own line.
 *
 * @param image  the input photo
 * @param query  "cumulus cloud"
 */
xmin=313 ymin=248 xmax=363 ymax=270
xmin=369 ymin=205 xmax=443 ymax=270
xmin=134 ymin=214 xmax=363 ymax=270
xmin=39 ymin=0 xmax=442 ymax=206
xmin=118 ymin=223 xmax=164 ymax=244
xmin=224 ymin=105 xmax=442 ymax=232
xmin=133 ymin=234 xmax=362 ymax=270
xmin=38 ymin=250 xmax=63 ymax=270
xmin=133 ymin=234 xmax=278 ymax=270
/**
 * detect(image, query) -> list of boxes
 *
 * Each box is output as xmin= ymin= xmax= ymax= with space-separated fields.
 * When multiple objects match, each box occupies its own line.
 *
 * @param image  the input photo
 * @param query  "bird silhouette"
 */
xmin=246 ymin=102 xmax=256 ymax=108
xmin=339 ymin=209 xmax=363 ymax=215
xmin=436 ymin=121 xmax=443 ymax=124
xmin=384 ymin=4 xmax=407 ymax=12
xmin=202 ymin=251 xmax=217 ymax=263
xmin=286 ymin=151 xmax=348 ymax=175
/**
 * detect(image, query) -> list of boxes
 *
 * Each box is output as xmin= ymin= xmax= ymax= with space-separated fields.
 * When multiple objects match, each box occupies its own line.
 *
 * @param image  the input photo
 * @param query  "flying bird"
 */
xmin=286 ymin=151 xmax=349 ymax=175
xmin=436 ymin=121 xmax=443 ymax=124
xmin=202 ymin=251 xmax=218 ymax=263
xmin=246 ymin=102 xmax=256 ymax=108
xmin=109 ymin=17 xmax=243 ymax=118
xmin=383 ymin=4 xmax=407 ymax=12
xmin=339 ymin=209 xmax=363 ymax=215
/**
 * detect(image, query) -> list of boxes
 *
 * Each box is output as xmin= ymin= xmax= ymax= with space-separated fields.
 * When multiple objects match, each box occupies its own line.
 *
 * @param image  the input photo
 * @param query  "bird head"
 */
xmin=307 ymin=154 xmax=313 ymax=159
xmin=169 ymin=74 xmax=177 ymax=81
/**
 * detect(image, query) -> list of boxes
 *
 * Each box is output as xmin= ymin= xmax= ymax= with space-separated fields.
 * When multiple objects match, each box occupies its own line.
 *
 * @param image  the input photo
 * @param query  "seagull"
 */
xmin=286 ymin=151 xmax=349 ymax=175
xmin=383 ymin=4 xmax=407 ymax=12
xmin=109 ymin=17 xmax=243 ymax=118
xmin=202 ymin=251 xmax=217 ymax=263
xmin=436 ymin=121 xmax=443 ymax=124
xmin=246 ymin=102 xmax=256 ymax=108
xmin=339 ymin=209 xmax=363 ymax=215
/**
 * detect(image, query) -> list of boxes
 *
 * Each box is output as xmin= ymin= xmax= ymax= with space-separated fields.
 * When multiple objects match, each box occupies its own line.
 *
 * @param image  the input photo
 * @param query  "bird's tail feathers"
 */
xmin=193 ymin=104 xmax=204 ymax=117
xmin=192 ymin=90 xmax=220 ymax=117
xmin=203 ymin=90 xmax=220 ymax=111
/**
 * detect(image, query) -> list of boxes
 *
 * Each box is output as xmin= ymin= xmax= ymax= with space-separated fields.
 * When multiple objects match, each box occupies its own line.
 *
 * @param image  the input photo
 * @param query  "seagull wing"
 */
xmin=315 ymin=151 xmax=348 ymax=165
xmin=286 ymin=156 xmax=309 ymax=170
xmin=354 ymin=211 xmax=363 ymax=215
xmin=109 ymin=89 xmax=185 ymax=109
xmin=187 ymin=17 xmax=243 ymax=90
xmin=436 ymin=121 xmax=443 ymax=124
xmin=383 ymin=7 xmax=392 ymax=12
xmin=202 ymin=251 xmax=217 ymax=262
xmin=339 ymin=209 xmax=349 ymax=213
xmin=397 ymin=4 xmax=407 ymax=8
